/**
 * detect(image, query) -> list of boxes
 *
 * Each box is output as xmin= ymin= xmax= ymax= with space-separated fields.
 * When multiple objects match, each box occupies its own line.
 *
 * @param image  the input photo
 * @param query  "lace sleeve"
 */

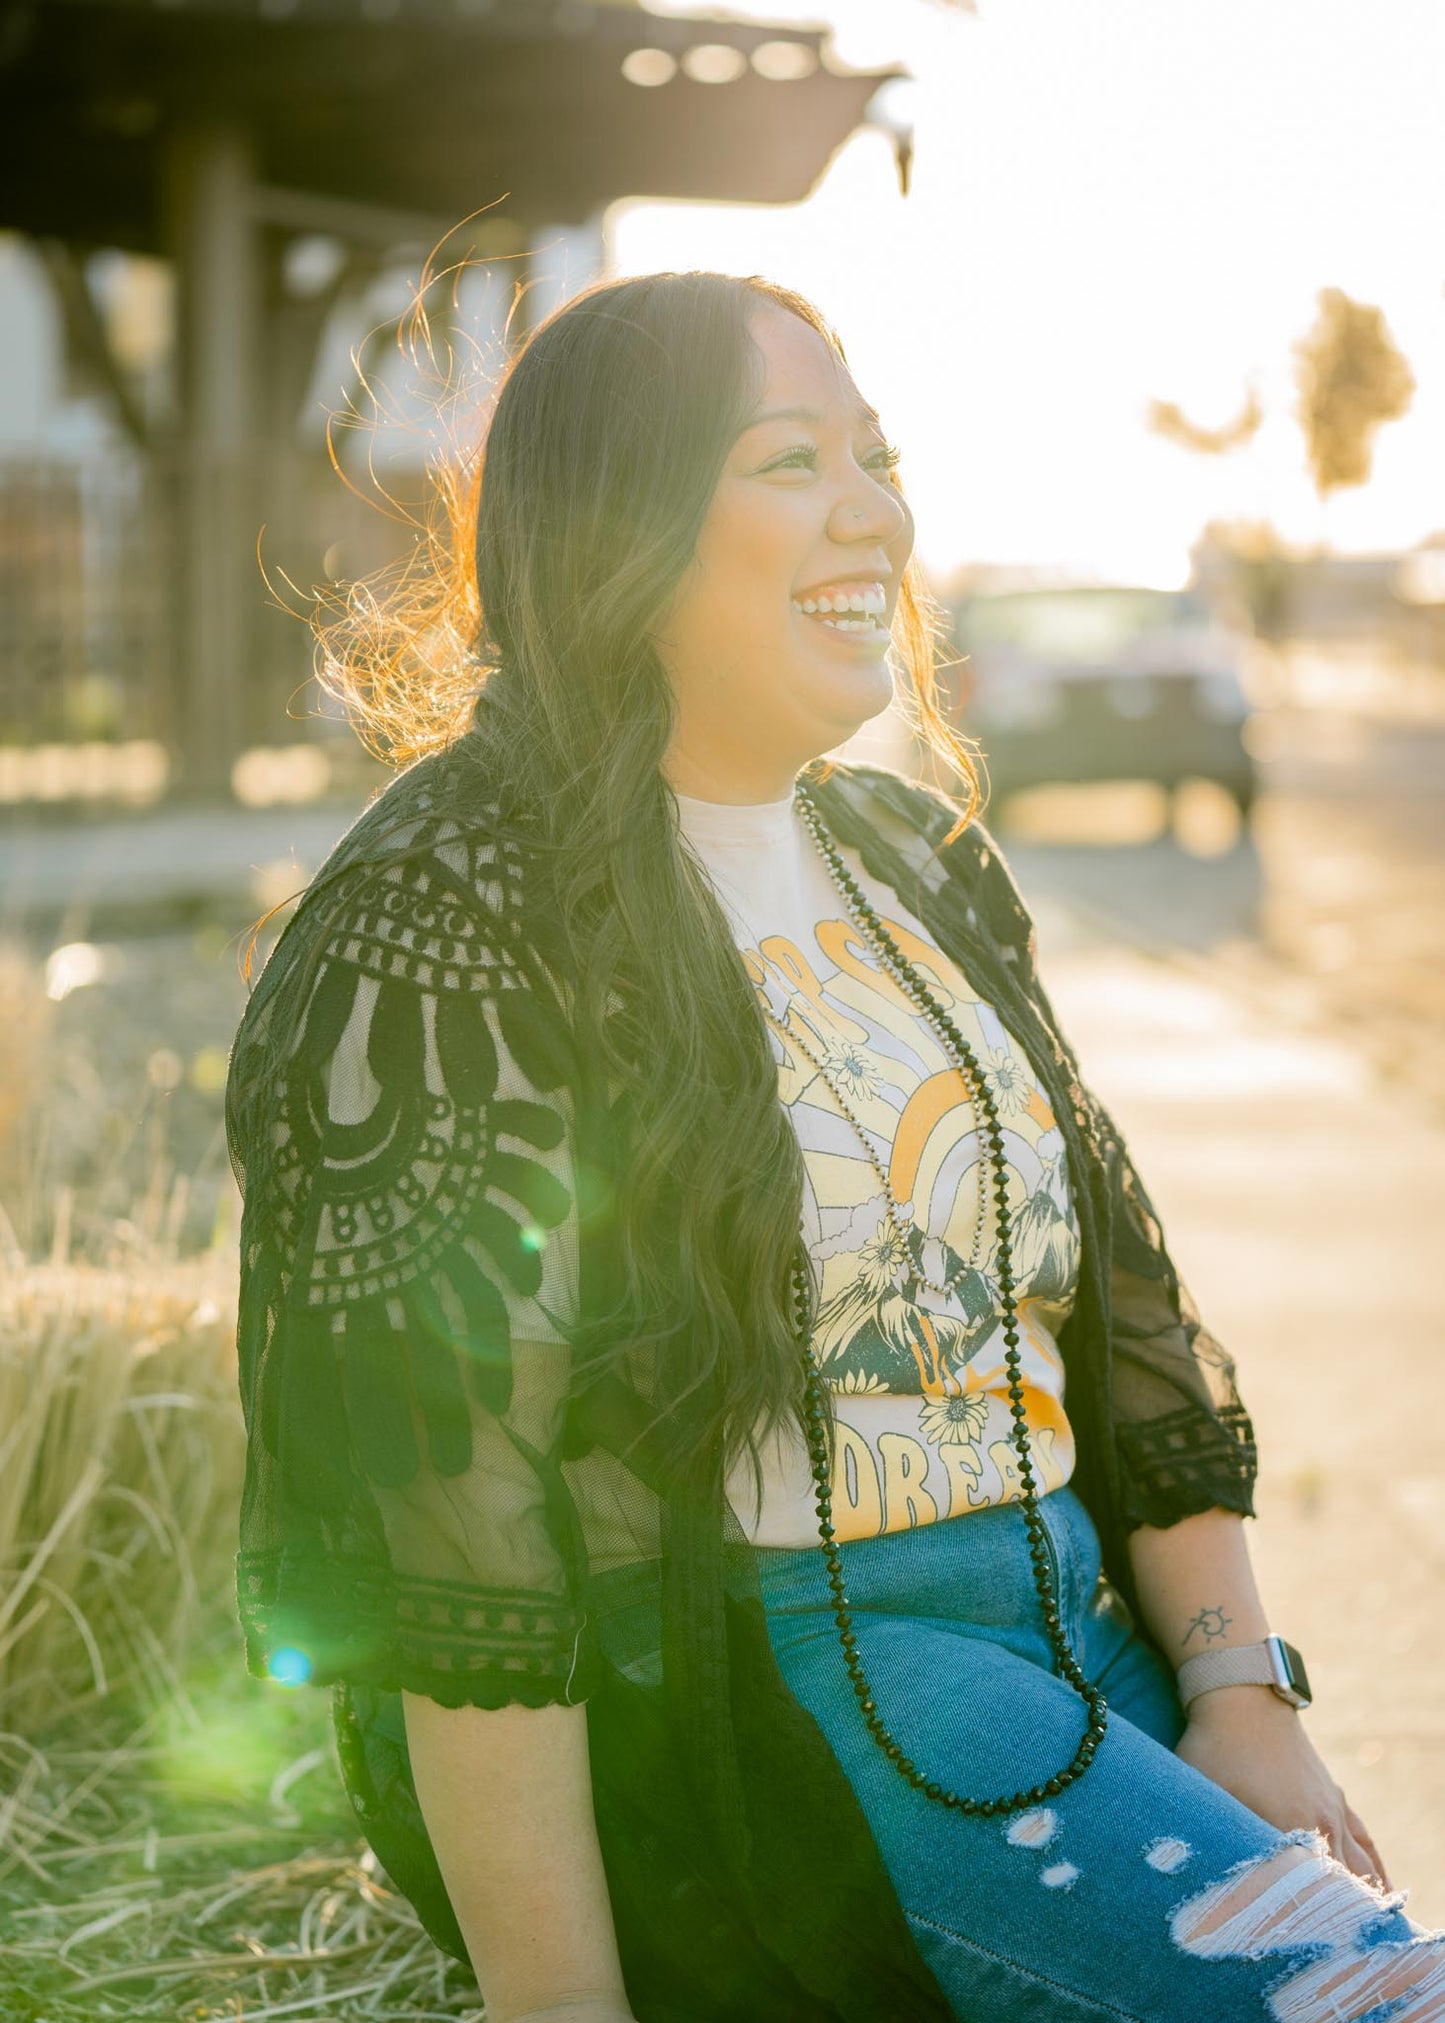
xmin=961 ymin=816 xmax=1257 ymax=1530
xmin=1088 ymin=1111 xmax=1257 ymax=1528
xmin=227 ymin=825 xmax=598 ymax=1709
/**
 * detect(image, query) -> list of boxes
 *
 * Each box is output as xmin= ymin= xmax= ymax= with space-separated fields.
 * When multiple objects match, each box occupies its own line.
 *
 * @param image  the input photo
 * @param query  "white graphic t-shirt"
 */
xmin=675 ymin=786 xmax=1080 ymax=1549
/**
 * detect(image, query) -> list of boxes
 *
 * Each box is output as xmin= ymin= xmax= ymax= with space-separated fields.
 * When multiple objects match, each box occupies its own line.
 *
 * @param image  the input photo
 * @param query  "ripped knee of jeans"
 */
xmin=1171 ymin=1834 xmax=1445 ymax=2022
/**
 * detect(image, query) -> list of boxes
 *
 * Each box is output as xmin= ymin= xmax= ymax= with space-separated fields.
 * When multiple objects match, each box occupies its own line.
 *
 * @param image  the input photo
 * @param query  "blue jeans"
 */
xmin=757 ymin=1488 xmax=1438 ymax=2022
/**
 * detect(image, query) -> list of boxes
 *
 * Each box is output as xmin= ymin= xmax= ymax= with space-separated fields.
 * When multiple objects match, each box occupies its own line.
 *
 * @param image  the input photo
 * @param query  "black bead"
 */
xmin=794 ymin=788 xmax=1106 ymax=1822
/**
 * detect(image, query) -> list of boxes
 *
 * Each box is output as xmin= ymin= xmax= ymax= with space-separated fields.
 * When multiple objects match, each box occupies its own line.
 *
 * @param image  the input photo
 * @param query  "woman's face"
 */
xmin=654 ymin=304 xmax=914 ymax=801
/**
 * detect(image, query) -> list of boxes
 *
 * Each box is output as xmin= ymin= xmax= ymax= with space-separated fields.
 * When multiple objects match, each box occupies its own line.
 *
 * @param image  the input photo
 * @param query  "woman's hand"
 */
xmin=1176 ymin=1685 xmax=1391 ymax=1890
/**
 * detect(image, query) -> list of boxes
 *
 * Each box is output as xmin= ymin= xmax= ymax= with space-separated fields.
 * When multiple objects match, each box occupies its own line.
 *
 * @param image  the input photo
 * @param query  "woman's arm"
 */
xmin=1126 ymin=1510 xmax=1389 ymax=1888
xmin=1127 ymin=1505 xmax=1270 ymax=1660
xmin=402 ymin=1693 xmax=636 ymax=2023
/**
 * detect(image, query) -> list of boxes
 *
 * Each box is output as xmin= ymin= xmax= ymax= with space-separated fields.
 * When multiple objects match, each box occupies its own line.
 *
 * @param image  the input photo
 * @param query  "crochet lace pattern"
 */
xmin=228 ymin=746 xmax=1256 ymax=1708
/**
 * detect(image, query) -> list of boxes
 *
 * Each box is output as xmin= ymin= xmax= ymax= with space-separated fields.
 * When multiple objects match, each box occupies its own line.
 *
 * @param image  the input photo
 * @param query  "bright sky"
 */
xmin=610 ymin=0 xmax=1445 ymax=587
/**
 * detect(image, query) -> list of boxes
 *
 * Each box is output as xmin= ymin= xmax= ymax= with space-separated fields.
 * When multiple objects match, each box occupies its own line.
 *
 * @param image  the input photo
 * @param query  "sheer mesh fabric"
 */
xmin=228 ymin=781 xmax=596 ymax=1707
xmin=229 ymin=751 xmax=952 ymax=2017
xmin=227 ymin=738 xmax=1257 ymax=2019
xmin=818 ymin=764 xmax=1257 ymax=1548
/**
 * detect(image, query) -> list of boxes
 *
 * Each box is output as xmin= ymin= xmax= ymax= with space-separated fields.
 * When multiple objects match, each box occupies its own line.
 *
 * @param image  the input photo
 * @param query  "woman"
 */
xmin=228 ymin=272 xmax=1441 ymax=2022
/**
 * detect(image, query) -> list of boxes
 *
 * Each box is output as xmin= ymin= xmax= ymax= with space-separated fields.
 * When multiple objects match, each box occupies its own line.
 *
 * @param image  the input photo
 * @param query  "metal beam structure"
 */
xmin=166 ymin=121 xmax=260 ymax=792
xmin=0 ymin=0 xmax=903 ymax=796
xmin=0 ymin=0 xmax=897 ymax=249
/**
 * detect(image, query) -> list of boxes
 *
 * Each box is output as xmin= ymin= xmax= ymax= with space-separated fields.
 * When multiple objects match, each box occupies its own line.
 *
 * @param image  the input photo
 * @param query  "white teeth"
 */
xmin=790 ymin=584 xmax=889 ymax=642
xmin=792 ymin=583 xmax=888 ymax=619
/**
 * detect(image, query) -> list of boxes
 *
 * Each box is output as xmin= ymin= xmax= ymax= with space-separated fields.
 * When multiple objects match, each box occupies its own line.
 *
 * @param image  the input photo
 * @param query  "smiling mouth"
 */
xmin=791 ymin=583 xmax=890 ymax=635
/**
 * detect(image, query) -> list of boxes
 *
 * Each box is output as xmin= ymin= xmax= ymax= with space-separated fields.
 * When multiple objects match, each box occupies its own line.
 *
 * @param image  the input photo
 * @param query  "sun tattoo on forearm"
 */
xmin=1181 ymin=1604 xmax=1233 ymax=1647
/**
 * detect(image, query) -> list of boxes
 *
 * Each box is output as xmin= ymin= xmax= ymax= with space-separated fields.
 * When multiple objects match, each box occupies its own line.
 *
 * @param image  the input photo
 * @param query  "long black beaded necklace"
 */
xmin=790 ymin=782 xmax=1108 ymax=1817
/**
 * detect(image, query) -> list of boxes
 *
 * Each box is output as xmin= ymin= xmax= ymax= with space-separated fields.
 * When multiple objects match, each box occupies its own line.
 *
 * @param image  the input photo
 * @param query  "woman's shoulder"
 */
xmin=226 ymin=734 xmax=578 ymax=1181
xmin=819 ymin=757 xmax=1037 ymax=961
xmin=228 ymin=737 xmax=556 ymax=1102
xmin=814 ymin=757 xmax=999 ymax=874
xmin=253 ymin=736 xmax=529 ymax=995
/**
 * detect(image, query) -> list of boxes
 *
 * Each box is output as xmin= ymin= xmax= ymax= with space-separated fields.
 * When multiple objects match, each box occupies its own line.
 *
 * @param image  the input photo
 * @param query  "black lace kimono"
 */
xmin=227 ymin=736 xmax=1256 ymax=2022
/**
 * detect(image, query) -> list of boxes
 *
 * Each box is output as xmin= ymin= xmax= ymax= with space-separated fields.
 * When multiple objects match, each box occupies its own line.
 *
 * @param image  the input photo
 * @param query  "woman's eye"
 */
xmin=766 ymin=445 xmax=819 ymax=472
xmin=764 ymin=442 xmax=902 ymax=474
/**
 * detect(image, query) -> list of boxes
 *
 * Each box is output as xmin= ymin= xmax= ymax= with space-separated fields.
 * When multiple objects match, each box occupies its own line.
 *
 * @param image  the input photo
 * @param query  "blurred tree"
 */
xmin=1196 ymin=518 xmax=1296 ymax=642
xmin=1145 ymin=388 xmax=1263 ymax=456
xmin=1152 ymin=288 xmax=1417 ymax=643
xmin=1293 ymin=287 xmax=1415 ymax=498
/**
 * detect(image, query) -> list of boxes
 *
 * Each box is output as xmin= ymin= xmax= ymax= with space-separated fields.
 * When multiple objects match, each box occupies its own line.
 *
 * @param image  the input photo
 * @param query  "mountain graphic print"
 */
xmin=735 ymin=901 xmax=1081 ymax=1545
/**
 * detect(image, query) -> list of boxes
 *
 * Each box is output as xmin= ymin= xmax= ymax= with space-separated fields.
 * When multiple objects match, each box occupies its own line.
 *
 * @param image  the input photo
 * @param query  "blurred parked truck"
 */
xmin=946 ymin=583 xmax=1258 ymax=821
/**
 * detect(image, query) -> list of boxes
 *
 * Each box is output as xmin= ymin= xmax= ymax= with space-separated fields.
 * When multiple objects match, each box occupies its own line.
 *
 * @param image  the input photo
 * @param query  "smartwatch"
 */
xmin=1177 ymin=1634 xmax=1312 ymax=1712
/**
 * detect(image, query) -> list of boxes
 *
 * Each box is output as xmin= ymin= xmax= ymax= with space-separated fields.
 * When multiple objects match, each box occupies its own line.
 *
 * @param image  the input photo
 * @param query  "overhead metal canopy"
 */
xmin=0 ymin=0 xmax=899 ymax=251
xmin=0 ymin=0 xmax=908 ymax=797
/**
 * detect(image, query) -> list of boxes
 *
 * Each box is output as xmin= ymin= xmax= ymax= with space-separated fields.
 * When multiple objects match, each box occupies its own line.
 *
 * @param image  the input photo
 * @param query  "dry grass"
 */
xmin=0 ymin=935 xmax=55 ymax=1224
xmin=0 ymin=1256 xmax=241 ymax=1732
xmin=0 ymin=1702 xmax=484 ymax=2021
xmin=0 ymin=930 xmax=246 ymax=1732
xmin=0 ymin=923 xmax=249 ymax=1263
xmin=0 ymin=936 xmax=483 ymax=2019
xmin=0 ymin=1258 xmax=485 ymax=2021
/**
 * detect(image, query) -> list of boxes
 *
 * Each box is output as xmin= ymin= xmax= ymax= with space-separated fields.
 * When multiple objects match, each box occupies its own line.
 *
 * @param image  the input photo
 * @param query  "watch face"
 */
xmin=1270 ymin=1636 xmax=1312 ymax=1708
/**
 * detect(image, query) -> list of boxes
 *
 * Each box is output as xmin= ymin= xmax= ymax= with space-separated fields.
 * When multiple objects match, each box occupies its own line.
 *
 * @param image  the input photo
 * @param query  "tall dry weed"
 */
xmin=0 ymin=935 xmax=54 ymax=1231
xmin=0 ymin=1257 xmax=241 ymax=1734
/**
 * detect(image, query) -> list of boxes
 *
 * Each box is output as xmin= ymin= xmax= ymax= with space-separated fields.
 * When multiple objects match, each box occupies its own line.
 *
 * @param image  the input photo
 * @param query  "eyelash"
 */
xmin=767 ymin=443 xmax=902 ymax=475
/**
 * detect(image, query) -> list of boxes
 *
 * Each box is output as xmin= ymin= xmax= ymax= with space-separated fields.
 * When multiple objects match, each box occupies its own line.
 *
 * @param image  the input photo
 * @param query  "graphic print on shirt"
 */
xmin=742 ymin=904 xmax=1080 ymax=1541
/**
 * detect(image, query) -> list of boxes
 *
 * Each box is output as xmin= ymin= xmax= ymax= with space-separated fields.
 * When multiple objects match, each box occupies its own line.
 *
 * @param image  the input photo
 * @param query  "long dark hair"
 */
xmin=314 ymin=269 xmax=980 ymax=1482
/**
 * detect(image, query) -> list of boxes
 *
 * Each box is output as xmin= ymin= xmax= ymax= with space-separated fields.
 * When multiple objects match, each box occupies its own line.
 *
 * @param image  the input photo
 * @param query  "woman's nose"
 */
xmin=830 ymin=472 xmax=908 ymax=547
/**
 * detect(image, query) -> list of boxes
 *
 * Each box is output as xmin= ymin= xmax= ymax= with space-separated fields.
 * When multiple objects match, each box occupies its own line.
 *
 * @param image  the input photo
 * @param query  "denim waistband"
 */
xmin=582 ymin=1486 xmax=1102 ymax=1680
xmin=753 ymin=1485 xmax=1100 ymax=1637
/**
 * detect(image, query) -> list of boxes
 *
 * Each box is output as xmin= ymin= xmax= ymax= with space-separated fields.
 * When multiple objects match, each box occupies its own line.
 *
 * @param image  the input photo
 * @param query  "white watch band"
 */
xmin=1177 ymin=1635 xmax=1311 ymax=1711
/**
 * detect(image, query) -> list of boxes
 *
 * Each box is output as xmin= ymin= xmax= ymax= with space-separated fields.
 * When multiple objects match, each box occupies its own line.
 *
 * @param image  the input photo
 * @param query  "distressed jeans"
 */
xmin=757 ymin=1487 xmax=1444 ymax=2023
